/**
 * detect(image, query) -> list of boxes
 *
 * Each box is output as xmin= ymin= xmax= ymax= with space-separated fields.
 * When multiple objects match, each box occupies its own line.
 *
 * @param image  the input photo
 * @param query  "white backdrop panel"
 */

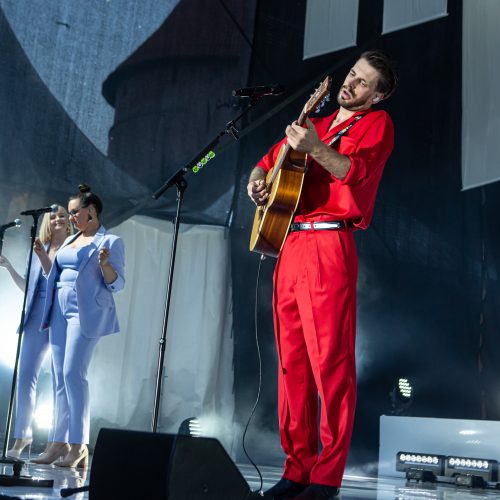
xmin=303 ymin=0 xmax=358 ymax=60
xmin=88 ymin=216 xmax=235 ymax=446
xmin=462 ymin=0 xmax=500 ymax=190
xmin=382 ymin=0 xmax=447 ymax=34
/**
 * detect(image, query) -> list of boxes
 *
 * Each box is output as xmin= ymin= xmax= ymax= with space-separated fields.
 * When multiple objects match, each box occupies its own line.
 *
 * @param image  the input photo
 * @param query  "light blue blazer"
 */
xmin=19 ymin=244 xmax=47 ymax=332
xmin=41 ymin=226 xmax=125 ymax=338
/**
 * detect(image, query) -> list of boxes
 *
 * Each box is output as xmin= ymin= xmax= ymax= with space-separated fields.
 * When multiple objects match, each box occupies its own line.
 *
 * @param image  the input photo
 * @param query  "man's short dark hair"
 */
xmin=360 ymin=50 xmax=399 ymax=99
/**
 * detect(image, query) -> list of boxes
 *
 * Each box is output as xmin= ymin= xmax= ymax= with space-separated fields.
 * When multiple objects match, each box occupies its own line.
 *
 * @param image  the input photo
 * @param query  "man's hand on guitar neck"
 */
xmin=286 ymin=117 xmax=322 ymax=155
xmin=247 ymin=167 xmax=269 ymax=206
xmin=287 ymin=118 xmax=351 ymax=180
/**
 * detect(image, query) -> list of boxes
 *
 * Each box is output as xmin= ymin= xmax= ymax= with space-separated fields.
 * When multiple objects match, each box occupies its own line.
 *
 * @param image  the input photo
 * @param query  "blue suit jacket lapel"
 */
xmin=78 ymin=226 xmax=106 ymax=273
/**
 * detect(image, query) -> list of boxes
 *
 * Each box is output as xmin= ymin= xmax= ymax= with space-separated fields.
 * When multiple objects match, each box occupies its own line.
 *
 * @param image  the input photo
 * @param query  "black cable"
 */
xmin=241 ymin=253 xmax=266 ymax=495
xmin=217 ymin=0 xmax=254 ymax=52
xmin=216 ymin=0 xmax=274 ymax=81
xmin=478 ymin=186 xmax=488 ymax=419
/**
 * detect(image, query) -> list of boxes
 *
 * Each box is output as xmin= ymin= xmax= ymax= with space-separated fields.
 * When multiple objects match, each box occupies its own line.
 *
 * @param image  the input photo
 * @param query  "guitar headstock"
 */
xmin=303 ymin=76 xmax=332 ymax=116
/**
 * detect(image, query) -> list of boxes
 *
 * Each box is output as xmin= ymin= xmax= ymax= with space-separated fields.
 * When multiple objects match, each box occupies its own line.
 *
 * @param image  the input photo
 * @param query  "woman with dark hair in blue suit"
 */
xmin=33 ymin=184 xmax=125 ymax=468
xmin=0 ymin=206 xmax=73 ymax=459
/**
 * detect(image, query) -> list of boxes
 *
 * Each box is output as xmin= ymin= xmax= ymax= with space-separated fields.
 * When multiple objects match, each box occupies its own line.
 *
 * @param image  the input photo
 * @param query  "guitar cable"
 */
xmin=242 ymin=253 xmax=266 ymax=496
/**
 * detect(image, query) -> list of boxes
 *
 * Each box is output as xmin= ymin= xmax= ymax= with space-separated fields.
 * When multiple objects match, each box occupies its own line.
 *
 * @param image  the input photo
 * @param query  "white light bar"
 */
xmin=445 ymin=455 xmax=498 ymax=481
xmin=396 ymin=451 xmax=445 ymax=476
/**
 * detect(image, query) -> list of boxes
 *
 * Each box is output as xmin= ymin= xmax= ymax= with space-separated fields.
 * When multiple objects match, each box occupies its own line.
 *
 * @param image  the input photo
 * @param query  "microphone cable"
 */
xmin=241 ymin=253 xmax=266 ymax=495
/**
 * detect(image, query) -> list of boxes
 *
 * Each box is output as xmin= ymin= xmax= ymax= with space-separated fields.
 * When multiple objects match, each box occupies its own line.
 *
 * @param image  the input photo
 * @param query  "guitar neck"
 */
xmin=269 ymin=109 xmax=309 ymax=184
xmin=296 ymin=109 xmax=307 ymax=127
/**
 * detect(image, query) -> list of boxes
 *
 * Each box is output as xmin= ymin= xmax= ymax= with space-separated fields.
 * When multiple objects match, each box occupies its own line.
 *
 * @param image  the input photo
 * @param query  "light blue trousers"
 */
xmin=49 ymin=284 xmax=99 ymax=444
xmin=14 ymin=293 xmax=54 ymax=440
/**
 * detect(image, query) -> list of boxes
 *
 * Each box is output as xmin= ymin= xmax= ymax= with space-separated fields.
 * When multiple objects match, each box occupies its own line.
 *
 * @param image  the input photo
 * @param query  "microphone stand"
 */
xmin=150 ymin=96 xmax=262 ymax=432
xmin=0 ymin=214 xmax=54 ymax=488
xmin=0 ymin=228 xmax=6 ymax=257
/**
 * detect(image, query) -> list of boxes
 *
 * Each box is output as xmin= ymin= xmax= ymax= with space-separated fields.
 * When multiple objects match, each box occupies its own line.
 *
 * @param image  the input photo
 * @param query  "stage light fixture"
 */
xmin=390 ymin=378 xmax=414 ymax=415
xmin=396 ymin=452 xmax=445 ymax=482
xmin=398 ymin=379 xmax=413 ymax=398
xmin=445 ymin=456 xmax=498 ymax=483
xmin=178 ymin=417 xmax=202 ymax=437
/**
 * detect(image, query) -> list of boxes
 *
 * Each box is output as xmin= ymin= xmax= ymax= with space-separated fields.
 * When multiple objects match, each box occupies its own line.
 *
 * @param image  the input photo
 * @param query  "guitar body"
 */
xmin=248 ymin=75 xmax=331 ymax=258
xmin=249 ymin=146 xmax=307 ymax=258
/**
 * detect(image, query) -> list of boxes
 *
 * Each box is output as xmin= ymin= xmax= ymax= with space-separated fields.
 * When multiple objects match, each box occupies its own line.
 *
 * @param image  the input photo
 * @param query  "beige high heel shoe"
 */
xmin=55 ymin=444 xmax=88 ymax=469
xmin=31 ymin=441 xmax=70 ymax=464
xmin=6 ymin=437 xmax=33 ymax=459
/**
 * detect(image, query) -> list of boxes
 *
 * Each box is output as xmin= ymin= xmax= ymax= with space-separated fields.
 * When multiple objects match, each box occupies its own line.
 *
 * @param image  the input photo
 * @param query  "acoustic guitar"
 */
xmin=249 ymin=76 xmax=332 ymax=258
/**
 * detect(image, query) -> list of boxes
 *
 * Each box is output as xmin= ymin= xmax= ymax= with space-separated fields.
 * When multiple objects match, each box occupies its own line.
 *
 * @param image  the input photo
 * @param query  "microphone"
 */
xmin=232 ymin=84 xmax=285 ymax=98
xmin=60 ymin=485 xmax=90 ymax=497
xmin=0 ymin=219 xmax=21 ymax=232
xmin=20 ymin=204 xmax=58 ymax=216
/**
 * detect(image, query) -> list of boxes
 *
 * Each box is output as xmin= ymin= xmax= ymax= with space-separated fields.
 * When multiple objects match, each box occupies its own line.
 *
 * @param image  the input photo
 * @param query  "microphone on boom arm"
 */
xmin=20 ymin=204 xmax=58 ymax=217
xmin=232 ymin=84 xmax=285 ymax=98
xmin=0 ymin=219 xmax=21 ymax=233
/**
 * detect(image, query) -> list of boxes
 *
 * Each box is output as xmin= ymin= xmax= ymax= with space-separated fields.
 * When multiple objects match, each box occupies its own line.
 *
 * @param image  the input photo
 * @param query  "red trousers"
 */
xmin=272 ymin=229 xmax=358 ymax=487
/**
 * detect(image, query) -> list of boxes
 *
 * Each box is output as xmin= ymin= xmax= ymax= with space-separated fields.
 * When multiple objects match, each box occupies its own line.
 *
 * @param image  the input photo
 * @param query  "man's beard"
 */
xmin=337 ymin=87 xmax=369 ymax=110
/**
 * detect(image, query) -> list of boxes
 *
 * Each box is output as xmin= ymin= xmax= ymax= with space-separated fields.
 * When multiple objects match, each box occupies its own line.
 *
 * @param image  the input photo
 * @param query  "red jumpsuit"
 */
xmin=256 ymin=108 xmax=394 ymax=487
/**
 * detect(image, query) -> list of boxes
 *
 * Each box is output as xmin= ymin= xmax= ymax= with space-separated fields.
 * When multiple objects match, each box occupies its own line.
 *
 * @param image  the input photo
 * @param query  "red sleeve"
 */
xmin=335 ymin=112 xmax=394 ymax=186
xmin=256 ymin=136 xmax=287 ymax=173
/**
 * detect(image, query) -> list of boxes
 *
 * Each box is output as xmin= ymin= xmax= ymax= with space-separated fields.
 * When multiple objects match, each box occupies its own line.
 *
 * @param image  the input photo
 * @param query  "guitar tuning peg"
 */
xmin=314 ymin=94 xmax=331 ymax=113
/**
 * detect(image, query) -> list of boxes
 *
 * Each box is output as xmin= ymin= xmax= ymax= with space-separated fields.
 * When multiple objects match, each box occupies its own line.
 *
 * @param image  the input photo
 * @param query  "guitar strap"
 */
xmin=327 ymin=114 xmax=364 ymax=146
xmin=303 ymin=114 xmax=364 ymax=173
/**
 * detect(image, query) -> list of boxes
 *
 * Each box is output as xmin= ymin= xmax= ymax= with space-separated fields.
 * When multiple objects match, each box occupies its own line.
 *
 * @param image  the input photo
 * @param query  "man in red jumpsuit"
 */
xmin=247 ymin=50 xmax=398 ymax=500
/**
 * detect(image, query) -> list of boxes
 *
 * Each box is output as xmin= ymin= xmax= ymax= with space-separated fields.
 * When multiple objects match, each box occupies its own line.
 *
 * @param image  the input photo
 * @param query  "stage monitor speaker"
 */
xmin=89 ymin=428 xmax=251 ymax=500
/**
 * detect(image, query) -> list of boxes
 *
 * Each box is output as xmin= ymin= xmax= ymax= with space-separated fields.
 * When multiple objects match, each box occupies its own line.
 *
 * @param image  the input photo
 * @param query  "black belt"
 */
xmin=289 ymin=221 xmax=346 ymax=232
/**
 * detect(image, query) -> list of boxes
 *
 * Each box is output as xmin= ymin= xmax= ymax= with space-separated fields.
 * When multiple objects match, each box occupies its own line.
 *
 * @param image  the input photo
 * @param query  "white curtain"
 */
xmin=88 ymin=216 xmax=235 ymax=448
xmin=303 ymin=0 xmax=359 ymax=60
xmin=462 ymin=0 xmax=500 ymax=190
xmin=382 ymin=0 xmax=448 ymax=34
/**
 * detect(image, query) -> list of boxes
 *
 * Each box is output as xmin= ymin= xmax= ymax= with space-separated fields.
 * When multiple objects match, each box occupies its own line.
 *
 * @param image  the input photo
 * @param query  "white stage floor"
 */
xmin=2 ymin=460 xmax=500 ymax=499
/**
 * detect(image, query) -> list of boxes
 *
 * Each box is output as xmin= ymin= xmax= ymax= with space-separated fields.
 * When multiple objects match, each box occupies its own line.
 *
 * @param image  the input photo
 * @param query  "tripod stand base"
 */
xmin=0 ymin=458 xmax=23 ymax=466
xmin=0 ymin=474 xmax=54 ymax=488
xmin=0 ymin=458 xmax=54 ymax=488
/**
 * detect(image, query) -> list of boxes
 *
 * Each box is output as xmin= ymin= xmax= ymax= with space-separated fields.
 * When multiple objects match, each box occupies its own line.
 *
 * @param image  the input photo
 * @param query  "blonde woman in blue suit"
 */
xmin=33 ymin=184 xmax=125 ymax=468
xmin=0 ymin=206 xmax=72 ymax=459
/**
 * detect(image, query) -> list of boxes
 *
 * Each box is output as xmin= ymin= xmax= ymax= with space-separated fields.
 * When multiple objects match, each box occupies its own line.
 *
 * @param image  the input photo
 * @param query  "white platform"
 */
xmin=379 ymin=415 xmax=500 ymax=479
